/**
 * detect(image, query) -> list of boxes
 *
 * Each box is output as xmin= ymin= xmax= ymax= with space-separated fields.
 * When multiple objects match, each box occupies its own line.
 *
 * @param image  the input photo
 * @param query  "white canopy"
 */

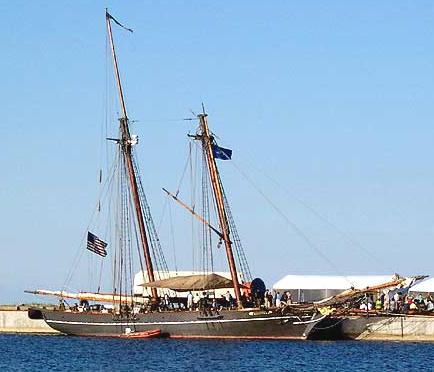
xmin=273 ymin=274 xmax=395 ymax=291
xmin=409 ymin=277 xmax=434 ymax=293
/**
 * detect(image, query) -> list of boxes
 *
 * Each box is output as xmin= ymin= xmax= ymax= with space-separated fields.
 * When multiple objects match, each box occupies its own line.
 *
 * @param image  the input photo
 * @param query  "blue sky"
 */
xmin=1 ymin=1 xmax=434 ymax=303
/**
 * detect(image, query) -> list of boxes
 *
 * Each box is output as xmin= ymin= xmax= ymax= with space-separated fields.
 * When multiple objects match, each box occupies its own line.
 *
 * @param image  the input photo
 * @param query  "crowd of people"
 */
xmin=263 ymin=290 xmax=293 ymax=308
xmin=153 ymin=289 xmax=294 ymax=313
xmin=358 ymin=291 xmax=434 ymax=314
xmin=66 ymin=288 xmax=289 ymax=315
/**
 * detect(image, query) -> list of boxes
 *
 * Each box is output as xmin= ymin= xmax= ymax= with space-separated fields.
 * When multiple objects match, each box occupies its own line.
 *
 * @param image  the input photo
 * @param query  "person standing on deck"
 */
xmin=375 ymin=297 xmax=382 ymax=310
xmin=287 ymin=292 xmax=292 ymax=305
xmin=212 ymin=298 xmax=218 ymax=314
xmin=264 ymin=290 xmax=270 ymax=308
xmin=383 ymin=290 xmax=390 ymax=312
xmin=225 ymin=291 xmax=232 ymax=309
xmin=393 ymin=292 xmax=401 ymax=312
xmin=163 ymin=293 xmax=171 ymax=311
xmin=193 ymin=293 xmax=200 ymax=310
xmin=275 ymin=292 xmax=281 ymax=307
xmin=187 ymin=291 xmax=193 ymax=311
xmin=280 ymin=291 xmax=288 ymax=305
xmin=266 ymin=291 xmax=273 ymax=308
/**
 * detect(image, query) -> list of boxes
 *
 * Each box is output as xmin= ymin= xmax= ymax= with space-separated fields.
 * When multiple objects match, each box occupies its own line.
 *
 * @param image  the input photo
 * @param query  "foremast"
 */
xmin=197 ymin=113 xmax=243 ymax=308
xmin=105 ymin=11 xmax=157 ymax=299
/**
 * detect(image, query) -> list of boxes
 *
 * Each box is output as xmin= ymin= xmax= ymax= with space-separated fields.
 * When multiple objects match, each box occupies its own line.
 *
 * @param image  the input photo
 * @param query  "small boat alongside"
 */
xmin=119 ymin=329 xmax=161 ymax=339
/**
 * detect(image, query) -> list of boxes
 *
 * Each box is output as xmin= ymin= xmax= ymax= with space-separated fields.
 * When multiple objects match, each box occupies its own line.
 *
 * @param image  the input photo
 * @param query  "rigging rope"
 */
xmin=230 ymin=160 xmax=354 ymax=286
xmin=215 ymin=134 xmax=395 ymax=275
xmin=242 ymin=156 xmax=396 ymax=274
xmin=201 ymin=146 xmax=214 ymax=275
xmin=168 ymin=203 xmax=178 ymax=273
xmin=132 ymin=152 xmax=169 ymax=278
xmin=62 ymin=154 xmax=119 ymax=290
xmin=219 ymin=180 xmax=253 ymax=282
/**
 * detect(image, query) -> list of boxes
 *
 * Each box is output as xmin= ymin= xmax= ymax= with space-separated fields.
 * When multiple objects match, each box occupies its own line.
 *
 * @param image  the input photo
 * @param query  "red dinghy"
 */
xmin=119 ymin=329 xmax=161 ymax=339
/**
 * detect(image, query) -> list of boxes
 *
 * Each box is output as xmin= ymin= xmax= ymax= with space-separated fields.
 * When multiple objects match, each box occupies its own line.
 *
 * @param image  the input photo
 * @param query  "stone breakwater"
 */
xmin=0 ymin=310 xmax=59 ymax=334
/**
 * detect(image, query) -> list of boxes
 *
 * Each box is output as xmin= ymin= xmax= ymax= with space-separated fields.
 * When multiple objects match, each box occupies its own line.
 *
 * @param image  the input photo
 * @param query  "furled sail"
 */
xmin=25 ymin=289 xmax=146 ymax=304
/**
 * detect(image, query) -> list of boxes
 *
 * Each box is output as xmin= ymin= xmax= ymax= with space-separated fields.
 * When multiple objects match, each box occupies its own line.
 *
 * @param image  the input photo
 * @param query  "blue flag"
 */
xmin=212 ymin=144 xmax=232 ymax=160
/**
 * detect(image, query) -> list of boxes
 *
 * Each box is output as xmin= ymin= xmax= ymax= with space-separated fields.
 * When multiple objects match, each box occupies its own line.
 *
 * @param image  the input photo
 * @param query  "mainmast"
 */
xmin=105 ymin=12 xmax=157 ymax=299
xmin=197 ymin=113 xmax=243 ymax=308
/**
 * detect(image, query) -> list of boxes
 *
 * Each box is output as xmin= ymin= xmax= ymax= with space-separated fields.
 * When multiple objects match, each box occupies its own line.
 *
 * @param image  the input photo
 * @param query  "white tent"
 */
xmin=409 ymin=277 xmax=434 ymax=294
xmin=272 ymin=274 xmax=395 ymax=302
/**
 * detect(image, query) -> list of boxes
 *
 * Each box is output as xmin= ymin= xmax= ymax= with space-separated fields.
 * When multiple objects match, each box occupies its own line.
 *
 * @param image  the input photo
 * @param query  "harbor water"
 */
xmin=1 ymin=334 xmax=434 ymax=371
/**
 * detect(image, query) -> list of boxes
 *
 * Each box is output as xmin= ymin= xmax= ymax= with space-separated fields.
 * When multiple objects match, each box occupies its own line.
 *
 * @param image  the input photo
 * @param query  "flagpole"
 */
xmin=106 ymin=11 xmax=157 ymax=300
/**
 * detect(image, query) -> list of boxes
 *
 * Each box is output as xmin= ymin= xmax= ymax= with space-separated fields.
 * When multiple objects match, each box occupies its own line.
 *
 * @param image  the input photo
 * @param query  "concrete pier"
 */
xmin=0 ymin=310 xmax=59 ymax=334
xmin=343 ymin=314 xmax=434 ymax=341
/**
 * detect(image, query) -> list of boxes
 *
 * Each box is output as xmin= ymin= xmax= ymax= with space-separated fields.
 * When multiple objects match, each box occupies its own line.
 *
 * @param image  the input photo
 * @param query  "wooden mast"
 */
xmin=198 ymin=113 xmax=243 ymax=308
xmin=106 ymin=12 xmax=157 ymax=299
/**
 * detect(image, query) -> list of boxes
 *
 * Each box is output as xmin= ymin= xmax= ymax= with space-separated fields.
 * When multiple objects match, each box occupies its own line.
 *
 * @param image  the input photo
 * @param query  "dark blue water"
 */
xmin=1 ymin=334 xmax=433 ymax=371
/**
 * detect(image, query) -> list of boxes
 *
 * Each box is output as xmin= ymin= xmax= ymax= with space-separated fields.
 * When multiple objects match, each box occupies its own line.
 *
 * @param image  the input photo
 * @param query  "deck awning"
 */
xmin=140 ymin=273 xmax=239 ymax=291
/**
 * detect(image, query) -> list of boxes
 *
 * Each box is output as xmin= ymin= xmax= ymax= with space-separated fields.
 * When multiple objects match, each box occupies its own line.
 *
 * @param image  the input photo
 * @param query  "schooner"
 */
xmin=28 ymin=11 xmax=337 ymax=339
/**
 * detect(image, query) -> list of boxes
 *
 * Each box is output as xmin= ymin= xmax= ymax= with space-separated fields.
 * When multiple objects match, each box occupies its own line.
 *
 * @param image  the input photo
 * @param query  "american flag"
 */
xmin=87 ymin=232 xmax=108 ymax=257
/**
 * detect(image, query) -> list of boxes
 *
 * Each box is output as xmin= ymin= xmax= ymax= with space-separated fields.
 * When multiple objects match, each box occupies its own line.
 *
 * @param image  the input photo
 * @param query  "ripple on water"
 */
xmin=0 ymin=335 xmax=433 ymax=371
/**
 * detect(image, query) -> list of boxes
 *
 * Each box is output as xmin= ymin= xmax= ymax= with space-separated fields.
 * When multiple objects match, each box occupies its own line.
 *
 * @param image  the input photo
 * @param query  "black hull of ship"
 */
xmin=32 ymin=308 xmax=339 ymax=340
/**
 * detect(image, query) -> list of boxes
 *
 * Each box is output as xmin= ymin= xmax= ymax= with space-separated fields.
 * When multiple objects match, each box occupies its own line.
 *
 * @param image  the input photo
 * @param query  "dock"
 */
xmin=343 ymin=314 xmax=434 ymax=341
xmin=0 ymin=306 xmax=59 ymax=334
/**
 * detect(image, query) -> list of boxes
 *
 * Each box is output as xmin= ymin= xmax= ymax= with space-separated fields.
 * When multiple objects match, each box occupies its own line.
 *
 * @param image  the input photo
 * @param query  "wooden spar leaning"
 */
xmin=314 ymin=275 xmax=428 ymax=307
xmin=197 ymin=113 xmax=243 ymax=308
xmin=162 ymin=188 xmax=224 ymax=239
xmin=105 ymin=12 xmax=157 ymax=299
